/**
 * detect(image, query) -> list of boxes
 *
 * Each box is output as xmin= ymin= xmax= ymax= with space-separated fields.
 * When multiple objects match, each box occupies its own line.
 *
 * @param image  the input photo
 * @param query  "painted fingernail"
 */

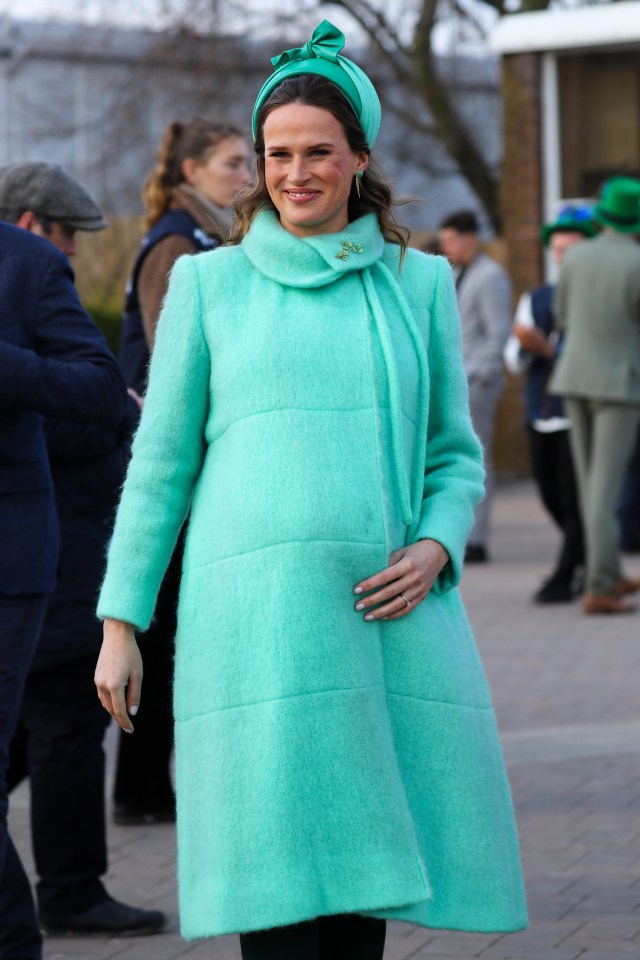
xmin=355 ymin=602 xmax=365 ymax=611
xmin=364 ymin=614 xmax=375 ymax=622
xmin=129 ymin=705 xmax=138 ymax=716
xmin=354 ymin=586 xmax=363 ymax=594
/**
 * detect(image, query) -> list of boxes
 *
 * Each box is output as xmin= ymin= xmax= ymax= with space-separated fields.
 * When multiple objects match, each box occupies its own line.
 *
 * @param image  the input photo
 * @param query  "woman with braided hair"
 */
xmin=97 ymin=22 xmax=526 ymax=958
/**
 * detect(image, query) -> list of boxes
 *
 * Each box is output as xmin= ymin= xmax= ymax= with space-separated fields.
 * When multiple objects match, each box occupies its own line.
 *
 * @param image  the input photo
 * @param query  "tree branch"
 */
xmin=444 ymin=0 xmax=491 ymax=39
xmin=322 ymin=0 xmax=410 ymax=56
xmin=474 ymin=0 xmax=507 ymax=15
xmin=319 ymin=0 xmax=416 ymax=89
xmin=386 ymin=103 xmax=437 ymax=141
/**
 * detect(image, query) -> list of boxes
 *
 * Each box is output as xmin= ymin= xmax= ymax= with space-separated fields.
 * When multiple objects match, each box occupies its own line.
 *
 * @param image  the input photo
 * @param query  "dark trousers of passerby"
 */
xmin=0 ymin=594 xmax=48 ymax=960
xmin=7 ymin=655 xmax=110 ymax=918
xmin=528 ymin=426 xmax=585 ymax=587
xmin=618 ymin=425 xmax=640 ymax=553
xmin=239 ymin=915 xmax=387 ymax=959
xmin=113 ymin=537 xmax=183 ymax=820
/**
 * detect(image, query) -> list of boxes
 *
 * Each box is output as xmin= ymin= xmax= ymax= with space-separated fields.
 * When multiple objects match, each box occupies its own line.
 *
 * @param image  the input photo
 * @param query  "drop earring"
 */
xmin=355 ymin=170 xmax=363 ymax=198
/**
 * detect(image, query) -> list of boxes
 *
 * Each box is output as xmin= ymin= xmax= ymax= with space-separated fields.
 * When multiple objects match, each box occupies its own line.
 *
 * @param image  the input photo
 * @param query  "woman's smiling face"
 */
xmin=263 ymin=102 xmax=368 ymax=238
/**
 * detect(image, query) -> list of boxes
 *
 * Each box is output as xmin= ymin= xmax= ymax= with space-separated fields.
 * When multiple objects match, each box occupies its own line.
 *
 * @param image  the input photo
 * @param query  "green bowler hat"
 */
xmin=593 ymin=176 xmax=640 ymax=233
xmin=540 ymin=203 xmax=598 ymax=246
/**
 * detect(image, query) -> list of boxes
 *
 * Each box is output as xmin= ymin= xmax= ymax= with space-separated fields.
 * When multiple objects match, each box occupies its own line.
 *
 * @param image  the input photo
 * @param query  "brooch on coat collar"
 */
xmin=335 ymin=239 xmax=364 ymax=261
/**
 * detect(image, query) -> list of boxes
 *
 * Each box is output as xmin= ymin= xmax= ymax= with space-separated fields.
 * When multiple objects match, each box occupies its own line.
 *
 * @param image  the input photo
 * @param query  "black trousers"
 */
xmin=113 ymin=537 xmax=182 ymax=814
xmin=239 ymin=915 xmax=387 ymax=960
xmin=618 ymin=425 xmax=640 ymax=552
xmin=0 ymin=593 xmax=48 ymax=960
xmin=528 ymin=426 xmax=585 ymax=585
xmin=7 ymin=656 xmax=110 ymax=915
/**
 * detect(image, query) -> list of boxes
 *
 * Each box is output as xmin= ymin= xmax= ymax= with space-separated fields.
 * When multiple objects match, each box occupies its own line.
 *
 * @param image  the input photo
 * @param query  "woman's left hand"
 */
xmin=353 ymin=539 xmax=450 ymax=622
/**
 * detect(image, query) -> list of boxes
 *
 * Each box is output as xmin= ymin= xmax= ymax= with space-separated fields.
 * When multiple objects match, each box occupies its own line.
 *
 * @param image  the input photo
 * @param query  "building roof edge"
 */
xmin=489 ymin=1 xmax=640 ymax=54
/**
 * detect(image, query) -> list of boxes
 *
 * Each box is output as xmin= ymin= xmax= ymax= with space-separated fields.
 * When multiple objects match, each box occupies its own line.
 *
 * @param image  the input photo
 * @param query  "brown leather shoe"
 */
xmin=583 ymin=593 xmax=636 ymax=614
xmin=613 ymin=578 xmax=640 ymax=596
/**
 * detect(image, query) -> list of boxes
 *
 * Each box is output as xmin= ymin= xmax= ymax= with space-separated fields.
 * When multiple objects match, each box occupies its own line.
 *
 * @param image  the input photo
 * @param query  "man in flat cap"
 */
xmin=0 ymin=160 xmax=106 ymax=256
xmin=0 ymin=163 xmax=164 ymax=941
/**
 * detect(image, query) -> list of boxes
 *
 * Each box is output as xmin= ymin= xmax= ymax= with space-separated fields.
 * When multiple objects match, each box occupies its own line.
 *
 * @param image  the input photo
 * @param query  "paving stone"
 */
xmin=412 ymin=955 xmax=480 ymax=960
xmin=578 ymin=920 xmax=640 ymax=939
xmin=563 ymin=938 xmax=640 ymax=954
xmin=383 ymin=926 xmax=436 ymax=960
xmin=44 ymin=944 xmax=127 ymax=960
xmin=476 ymin=921 xmax=583 ymax=949
xmin=417 ymin=933 xmax=501 ymax=956
xmin=578 ymin=953 xmax=640 ymax=960
xmin=476 ymin=945 xmax=584 ymax=960
xmin=111 ymin=934 xmax=191 ymax=960
xmin=182 ymin=938 xmax=239 ymax=959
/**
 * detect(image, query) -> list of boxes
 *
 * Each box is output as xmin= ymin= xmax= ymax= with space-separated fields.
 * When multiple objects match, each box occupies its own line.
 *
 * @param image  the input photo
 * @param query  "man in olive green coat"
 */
xmin=551 ymin=177 xmax=640 ymax=614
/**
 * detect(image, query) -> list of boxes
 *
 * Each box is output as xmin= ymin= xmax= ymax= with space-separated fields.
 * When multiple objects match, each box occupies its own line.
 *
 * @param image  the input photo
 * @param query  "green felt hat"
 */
xmin=252 ymin=20 xmax=382 ymax=149
xmin=540 ymin=204 xmax=598 ymax=246
xmin=593 ymin=176 xmax=640 ymax=233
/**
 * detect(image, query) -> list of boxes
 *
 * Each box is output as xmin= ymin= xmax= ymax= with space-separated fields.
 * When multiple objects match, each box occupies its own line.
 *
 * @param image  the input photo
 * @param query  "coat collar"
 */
xmin=170 ymin=185 xmax=229 ymax=241
xmin=241 ymin=210 xmax=385 ymax=288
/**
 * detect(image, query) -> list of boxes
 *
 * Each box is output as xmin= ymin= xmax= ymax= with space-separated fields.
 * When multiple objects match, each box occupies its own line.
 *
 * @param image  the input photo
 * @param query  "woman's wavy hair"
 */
xmin=143 ymin=116 xmax=243 ymax=228
xmin=229 ymin=74 xmax=409 ymax=256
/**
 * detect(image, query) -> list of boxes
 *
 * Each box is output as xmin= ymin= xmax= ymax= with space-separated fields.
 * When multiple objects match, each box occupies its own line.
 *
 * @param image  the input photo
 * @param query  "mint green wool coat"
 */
xmin=98 ymin=211 xmax=527 ymax=939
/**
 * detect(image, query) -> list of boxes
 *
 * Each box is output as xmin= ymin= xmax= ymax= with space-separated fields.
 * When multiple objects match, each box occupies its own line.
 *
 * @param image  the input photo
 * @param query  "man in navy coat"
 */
xmin=1 ymin=163 xmax=164 ymax=943
xmin=0 ymin=220 xmax=128 ymax=959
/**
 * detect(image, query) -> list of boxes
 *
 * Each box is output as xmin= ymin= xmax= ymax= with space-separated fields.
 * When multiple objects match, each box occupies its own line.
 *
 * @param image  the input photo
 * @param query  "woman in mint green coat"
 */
xmin=95 ymin=21 xmax=527 ymax=958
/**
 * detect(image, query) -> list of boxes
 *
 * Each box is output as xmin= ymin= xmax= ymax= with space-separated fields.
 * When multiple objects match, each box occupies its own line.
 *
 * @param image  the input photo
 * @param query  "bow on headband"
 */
xmin=271 ymin=21 xmax=345 ymax=70
xmin=251 ymin=19 xmax=382 ymax=148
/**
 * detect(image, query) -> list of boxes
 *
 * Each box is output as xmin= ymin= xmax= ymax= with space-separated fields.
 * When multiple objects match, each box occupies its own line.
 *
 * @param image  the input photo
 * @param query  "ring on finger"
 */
xmin=400 ymin=594 xmax=412 ymax=607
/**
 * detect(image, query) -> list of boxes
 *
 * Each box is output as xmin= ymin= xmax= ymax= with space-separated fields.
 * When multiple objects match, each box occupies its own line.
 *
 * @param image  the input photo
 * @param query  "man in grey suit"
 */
xmin=551 ymin=176 xmax=640 ymax=614
xmin=439 ymin=210 xmax=512 ymax=562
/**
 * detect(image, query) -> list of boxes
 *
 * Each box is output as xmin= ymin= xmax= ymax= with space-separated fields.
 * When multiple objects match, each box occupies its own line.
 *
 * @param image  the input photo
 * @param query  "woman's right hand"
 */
xmin=95 ymin=619 xmax=142 ymax=734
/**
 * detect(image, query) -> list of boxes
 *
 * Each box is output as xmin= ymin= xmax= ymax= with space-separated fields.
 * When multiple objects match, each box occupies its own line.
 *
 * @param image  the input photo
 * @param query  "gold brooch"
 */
xmin=335 ymin=239 xmax=364 ymax=261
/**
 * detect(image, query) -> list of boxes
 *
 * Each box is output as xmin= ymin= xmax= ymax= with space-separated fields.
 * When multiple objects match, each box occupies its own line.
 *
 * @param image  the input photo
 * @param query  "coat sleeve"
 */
xmin=470 ymin=263 xmax=512 ymax=382
xmin=412 ymin=257 xmax=485 ymax=592
xmin=97 ymin=255 xmax=210 ymax=630
xmin=0 ymin=251 xmax=126 ymax=424
xmin=45 ymin=394 xmax=137 ymax=464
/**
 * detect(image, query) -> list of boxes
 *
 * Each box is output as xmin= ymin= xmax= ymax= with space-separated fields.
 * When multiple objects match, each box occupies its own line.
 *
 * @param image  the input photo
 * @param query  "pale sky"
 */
xmin=0 ymin=0 xmax=498 ymax=53
xmin=0 ymin=0 xmax=360 ymax=34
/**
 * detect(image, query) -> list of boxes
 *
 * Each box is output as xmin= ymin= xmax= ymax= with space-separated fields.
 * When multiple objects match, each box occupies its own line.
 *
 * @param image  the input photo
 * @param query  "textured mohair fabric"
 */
xmin=98 ymin=211 xmax=527 ymax=939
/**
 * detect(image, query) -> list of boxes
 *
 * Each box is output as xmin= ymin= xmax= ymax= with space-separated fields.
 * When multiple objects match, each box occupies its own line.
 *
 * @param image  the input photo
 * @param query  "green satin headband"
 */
xmin=251 ymin=20 xmax=382 ymax=149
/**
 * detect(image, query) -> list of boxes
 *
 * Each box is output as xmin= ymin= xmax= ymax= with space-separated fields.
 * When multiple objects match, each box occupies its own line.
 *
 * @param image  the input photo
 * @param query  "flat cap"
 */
xmin=0 ymin=161 xmax=107 ymax=231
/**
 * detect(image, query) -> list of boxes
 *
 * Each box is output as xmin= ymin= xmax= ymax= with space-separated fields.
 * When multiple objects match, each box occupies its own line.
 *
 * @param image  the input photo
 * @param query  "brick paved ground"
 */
xmin=9 ymin=480 xmax=640 ymax=959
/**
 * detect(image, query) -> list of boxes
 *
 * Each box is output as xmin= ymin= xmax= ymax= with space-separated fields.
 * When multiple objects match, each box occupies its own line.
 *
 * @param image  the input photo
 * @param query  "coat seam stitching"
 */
xmin=175 ymin=682 xmax=384 ymax=722
xmin=387 ymin=691 xmax=493 ymax=711
xmin=206 ymin=405 xmax=418 ymax=446
xmin=183 ymin=537 xmax=387 ymax=571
